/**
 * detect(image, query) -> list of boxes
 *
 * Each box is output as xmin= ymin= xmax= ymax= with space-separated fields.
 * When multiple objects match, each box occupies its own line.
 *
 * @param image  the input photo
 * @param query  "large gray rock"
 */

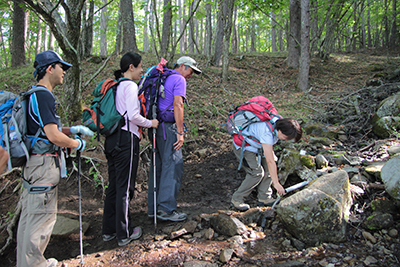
xmin=372 ymin=92 xmax=400 ymax=123
xmin=372 ymin=116 xmax=400 ymax=138
xmin=381 ymin=155 xmax=400 ymax=199
xmin=276 ymin=170 xmax=352 ymax=246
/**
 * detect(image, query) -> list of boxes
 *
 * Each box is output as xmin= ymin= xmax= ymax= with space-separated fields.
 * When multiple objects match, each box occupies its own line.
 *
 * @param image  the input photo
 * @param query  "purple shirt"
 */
xmin=158 ymin=71 xmax=186 ymax=111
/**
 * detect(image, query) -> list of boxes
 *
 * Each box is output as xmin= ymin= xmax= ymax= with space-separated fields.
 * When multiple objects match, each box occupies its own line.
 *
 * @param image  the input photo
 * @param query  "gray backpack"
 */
xmin=0 ymin=87 xmax=48 ymax=170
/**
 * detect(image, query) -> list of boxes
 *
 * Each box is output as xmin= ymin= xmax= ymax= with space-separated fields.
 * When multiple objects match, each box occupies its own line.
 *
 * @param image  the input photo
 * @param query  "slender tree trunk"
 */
xmin=48 ymin=31 xmax=54 ymax=51
xmin=361 ymin=1 xmax=365 ymax=49
xmin=367 ymin=0 xmax=372 ymax=47
xmin=121 ymin=0 xmax=138 ymax=53
xmin=384 ymin=0 xmax=389 ymax=48
xmin=287 ymin=0 xmax=301 ymax=68
xmin=231 ymin=5 xmax=238 ymax=53
xmin=11 ymin=0 xmax=27 ymax=67
xmin=214 ymin=0 xmax=224 ymax=66
xmin=204 ymin=3 xmax=212 ymax=57
xmin=222 ymin=0 xmax=234 ymax=81
xmin=43 ymin=25 xmax=48 ymax=51
xmin=188 ymin=0 xmax=195 ymax=53
xmin=144 ymin=1 xmax=149 ymax=52
xmin=0 ymin=23 xmax=8 ymax=67
xmin=86 ymin=1 xmax=94 ymax=57
xmin=114 ymin=1 xmax=122 ymax=55
xmin=161 ymin=0 xmax=172 ymax=57
xmin=278 ymin=15 xmax=283 ymax=51
xmin=352 ymin=2 xmax=357 ymax=51
xmin=298 ymin=0 xmax=310 ymax=92
xmin=250 ymin=20 xmax=256 ymax=52
xmin=99 ymin=0 xmax=108 ymax=57
xmin=390 ymin=0 xmax=397 ymax=49
xmin=179 ymin=0 xmax=186 ymax=54
xmin=36 ymin=19 xmax=42 ymax=55
xmin=271 ymin=12 xmax=277 ymax=52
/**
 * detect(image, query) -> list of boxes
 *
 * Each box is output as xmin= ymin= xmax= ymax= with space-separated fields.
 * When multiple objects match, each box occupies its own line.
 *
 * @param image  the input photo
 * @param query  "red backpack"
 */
xmin=226 ymin=96 xmax=282 ymax=147
xmin=226 ymin=96 xmax=282 ymax=169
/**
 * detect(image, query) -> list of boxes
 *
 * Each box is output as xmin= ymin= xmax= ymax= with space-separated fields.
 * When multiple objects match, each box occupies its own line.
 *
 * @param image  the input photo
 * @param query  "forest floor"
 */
xmin=0 ymin=48 xmax=400 ymax=266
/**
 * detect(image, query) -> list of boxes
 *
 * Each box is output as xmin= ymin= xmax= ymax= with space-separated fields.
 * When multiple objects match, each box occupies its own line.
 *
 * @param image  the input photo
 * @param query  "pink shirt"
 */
xmin=115 ymin=80 xmax=152 ymax=138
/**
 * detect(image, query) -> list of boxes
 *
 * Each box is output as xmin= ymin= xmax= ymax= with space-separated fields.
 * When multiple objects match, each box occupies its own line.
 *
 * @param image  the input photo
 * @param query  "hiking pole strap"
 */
xmin=238 ymin=141 xmax=246 ymax=170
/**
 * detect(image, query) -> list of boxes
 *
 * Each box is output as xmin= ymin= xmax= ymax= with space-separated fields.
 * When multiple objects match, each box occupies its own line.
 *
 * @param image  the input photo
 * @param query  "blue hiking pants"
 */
xmin=148 ymin=122 xmax=183 ymax=215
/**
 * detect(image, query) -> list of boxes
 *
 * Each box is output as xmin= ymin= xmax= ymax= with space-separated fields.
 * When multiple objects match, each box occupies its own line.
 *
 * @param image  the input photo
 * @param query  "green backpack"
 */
xmin=82 ymin=78 xmax=128 ymax=140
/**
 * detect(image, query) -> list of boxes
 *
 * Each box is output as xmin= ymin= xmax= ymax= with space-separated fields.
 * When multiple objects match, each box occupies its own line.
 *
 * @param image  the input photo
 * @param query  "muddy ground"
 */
xmin=0 ymin=49 xmax=400 ymax=266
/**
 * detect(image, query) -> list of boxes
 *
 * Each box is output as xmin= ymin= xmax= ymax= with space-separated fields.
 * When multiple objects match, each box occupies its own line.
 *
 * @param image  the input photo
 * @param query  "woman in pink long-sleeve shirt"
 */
xmin=102 ymin=52 xmax=158 ymax=247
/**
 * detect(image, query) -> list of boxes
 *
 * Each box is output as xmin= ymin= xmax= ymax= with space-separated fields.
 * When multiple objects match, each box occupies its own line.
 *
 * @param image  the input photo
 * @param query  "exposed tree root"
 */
xmin=0 ymin=197 xmax=21 ymax=255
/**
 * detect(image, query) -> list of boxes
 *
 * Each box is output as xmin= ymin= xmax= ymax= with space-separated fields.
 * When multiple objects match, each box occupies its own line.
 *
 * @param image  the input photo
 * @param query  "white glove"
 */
xmin=70 ymin=125 xmax=94 ymax=137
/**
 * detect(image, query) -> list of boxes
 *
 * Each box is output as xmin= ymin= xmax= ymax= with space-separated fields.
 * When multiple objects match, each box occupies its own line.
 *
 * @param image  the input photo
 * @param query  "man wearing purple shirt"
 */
xmin=148 ymin=56 xmax=201 ymax=222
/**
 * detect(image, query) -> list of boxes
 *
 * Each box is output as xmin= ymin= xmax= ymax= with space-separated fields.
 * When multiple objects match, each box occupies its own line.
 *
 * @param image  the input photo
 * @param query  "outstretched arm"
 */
xmin=262 ymin=143 xmax=285 ymax=196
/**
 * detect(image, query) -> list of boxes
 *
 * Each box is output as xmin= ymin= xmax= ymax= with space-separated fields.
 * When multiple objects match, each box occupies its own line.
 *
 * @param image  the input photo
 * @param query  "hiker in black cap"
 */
xmin=16 ymin=50 xmax=93 ymax=267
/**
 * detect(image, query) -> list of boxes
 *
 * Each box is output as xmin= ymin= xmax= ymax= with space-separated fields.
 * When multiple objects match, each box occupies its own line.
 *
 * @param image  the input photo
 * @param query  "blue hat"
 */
xmin=33 ymin=50 xmax=72 ymax=77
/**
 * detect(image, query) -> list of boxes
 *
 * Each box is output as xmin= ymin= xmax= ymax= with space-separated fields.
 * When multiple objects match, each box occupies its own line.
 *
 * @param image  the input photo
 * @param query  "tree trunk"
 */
xmin=310 ymin=0 xmax=318 ymax=53
xmin=361 ymin=1 xmax=365 ymax=49
xmin=121 ymin=0 xmax=138 ymax=53
xmin=231 ymin=5 xmax=238 ymax=53
xmin=250 ymin=20 xmax=256 ymax=52
xmin=278 ymin=15 xmax=284 ymax=51
xmin=287 ymin=0 xmax=301 ymax=68
xmin=384 ymin=0 xmax=389 ymax=48
xmin=161 ymin=0 xmax=172 ymax=57
xmin=204 ymin=3 xmax=212 ymax=57
xmin=100 ymin=0 xmax=108 ymax=57
xmin=0 ymin=22 xmax=8 ymax=67
xmin=222 ymin=0 xmax=234 ymax=81
xmin=214 ymin=0 xmax=224 ymax=66
xmin=188 ymin=0 xmax=195 ymax=53
xmin=43 ymin=25 xmax=48 ymax=51
xmin=82 ymin=1 xmax=94 ymax=58
xmin=298 ymin=0 xmax=310 ymax=92
xmin=367 ymin=0 xmax=372 ymax=47
xmin=114 ymin=0 xmax=122 ymax=55
xmin=179 ymin=0 xmax=186 ymax=54
xmin=144 ymin=1 xmax=149 ymax=52
xmin=11 ymin=0 xmax=27 ymax=67
xmin=35 ymin=19 xmax=42 ymax=55
xmin=390 ymin=0 xmax=397 ymax=49
xmin=271 ymin=12 xmax=277 ymax=52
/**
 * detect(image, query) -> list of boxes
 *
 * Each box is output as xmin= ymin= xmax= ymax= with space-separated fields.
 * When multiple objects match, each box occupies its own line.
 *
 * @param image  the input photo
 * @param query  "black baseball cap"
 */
xmin=34 ymin=50 xmax=72 ymax=71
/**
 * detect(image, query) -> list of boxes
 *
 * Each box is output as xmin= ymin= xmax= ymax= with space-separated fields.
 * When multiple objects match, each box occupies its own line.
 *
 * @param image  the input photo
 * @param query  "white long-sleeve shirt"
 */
xmin=115 ymin=80 xmax=152 ymax=138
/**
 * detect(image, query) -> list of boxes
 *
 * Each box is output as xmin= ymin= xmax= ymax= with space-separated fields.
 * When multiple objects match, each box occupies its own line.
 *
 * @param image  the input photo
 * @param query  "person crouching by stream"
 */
xmin=231 ymin=118 xmax=302 ymax=211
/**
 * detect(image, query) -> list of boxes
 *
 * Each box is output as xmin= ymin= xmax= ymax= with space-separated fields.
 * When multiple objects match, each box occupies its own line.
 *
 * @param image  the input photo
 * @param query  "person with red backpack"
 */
xmin=228 ymin=97 xmax=302 ymax=211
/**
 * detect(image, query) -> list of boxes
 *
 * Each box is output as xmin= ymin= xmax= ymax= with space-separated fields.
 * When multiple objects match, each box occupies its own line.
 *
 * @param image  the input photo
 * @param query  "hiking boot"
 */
xmin=46 ymin=258 xmax=58 ymax=267
xmin=102 ymin=233 xmax=116 ymax=242
xmin=231 ymin=200 xmax=250 ymax=211
xmin=257 ymin=198 xmax=276 ymax=207
xmin=118 ymin=226 xmax=142 ymax=247
xmin=157 ymin=210 xmax=187 ymax=222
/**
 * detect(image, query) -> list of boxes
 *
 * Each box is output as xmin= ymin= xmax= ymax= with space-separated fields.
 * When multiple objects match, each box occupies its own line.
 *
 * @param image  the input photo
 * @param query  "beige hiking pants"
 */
xmin=231 ymin=144 xmax=273 ymax=203
xmin=17 ymin=154 xmax=60 ymax=267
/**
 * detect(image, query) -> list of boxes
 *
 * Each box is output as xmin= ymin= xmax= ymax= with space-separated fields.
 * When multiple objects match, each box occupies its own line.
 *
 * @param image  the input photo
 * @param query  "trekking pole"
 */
xmin=77 ymin=134 xmax=84 ymax=266
xmin=271 ymin=180 xmax=309 ymax=209
xmin=152 ymin=58 xmax=168 ymax=233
